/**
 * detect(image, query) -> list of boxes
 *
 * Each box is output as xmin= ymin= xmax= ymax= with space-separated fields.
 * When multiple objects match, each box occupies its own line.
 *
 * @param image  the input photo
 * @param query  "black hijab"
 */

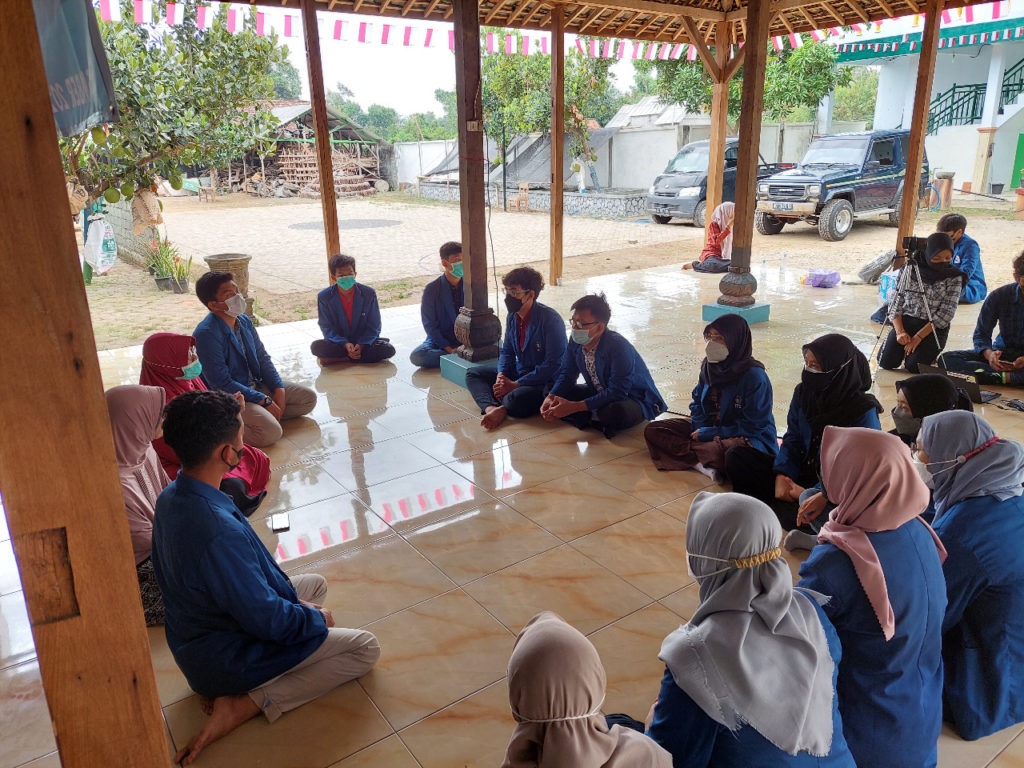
xmin=911 ymin=232 xmax=967 ymax=286
xmin=700 ymin=313 xmax=764 ymax=388
xmin=896 ymin=374 xmax=973 ymax=418
xmin=797 ymin=334 xmax=882 ymax=444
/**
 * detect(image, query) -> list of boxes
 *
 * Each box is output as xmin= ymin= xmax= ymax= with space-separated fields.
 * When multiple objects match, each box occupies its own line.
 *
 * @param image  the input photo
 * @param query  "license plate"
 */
xmin=771 ymin=202 xmax=794 ymax=212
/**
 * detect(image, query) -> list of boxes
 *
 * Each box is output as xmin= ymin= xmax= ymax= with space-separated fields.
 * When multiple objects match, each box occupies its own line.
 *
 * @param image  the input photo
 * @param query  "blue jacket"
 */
xmin=934 ymin=493 xmax=1024 ymax=740
xmin=690 ymin=367 xmax=778 ymax=457
xmin=193 ymin=313 xmax=283 ymax=404
xmin=317 ymin=282 xmax=383 ymax=346
xmin=953 ymin=232 xmax=986 ymax=305
xmin=648 ymin=595 xmax=855 ymax=768
xmin=498 ymin=302 xmax=567 ymax=387
xmin=797 ymin=521 xmax=946 ymax=768
xmin=971 ymin=282 xmax=1024 ymax=355
xmin=550 ymin=330 xmax=667 ymax=420
xmin=773 ymin=394 xmax=880 ymax=481
xmin=419 ymin=274 xmax=463 ymax=350
xmin=152 ymin=475 xmax=327 ymax=699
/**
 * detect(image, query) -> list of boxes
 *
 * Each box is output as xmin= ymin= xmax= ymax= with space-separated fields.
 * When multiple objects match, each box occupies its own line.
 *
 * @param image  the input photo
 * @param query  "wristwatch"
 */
xmin=261 ymin=396 xmax=273 ymax=408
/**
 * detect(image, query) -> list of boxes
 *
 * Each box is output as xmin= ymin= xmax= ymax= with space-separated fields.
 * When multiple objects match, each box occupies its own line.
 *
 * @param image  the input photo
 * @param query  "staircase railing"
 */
xmin=928 ymin=83 xmax=986 ymax=134
xmin=1000 ymin=57 xmax=1024 ymax=112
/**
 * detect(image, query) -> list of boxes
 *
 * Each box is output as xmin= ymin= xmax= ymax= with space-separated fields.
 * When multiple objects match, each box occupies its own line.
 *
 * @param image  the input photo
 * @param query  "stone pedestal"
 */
xmin=454 ymin=306 xmax=501 ymax=362
xmin=717 ymin=266 xmax=758 ymax=308
xmin=440 ymin=353 xmax=497 ymax=388
xmin=702 ymin=302 xmax=770 ymax=324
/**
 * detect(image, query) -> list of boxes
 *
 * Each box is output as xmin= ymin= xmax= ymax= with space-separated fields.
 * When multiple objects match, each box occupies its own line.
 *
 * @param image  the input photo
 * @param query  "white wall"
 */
xmin=925 ymin=124 xmax=980 ymax=184
xmin=990 ymin=108 xmax=1024 ymax=189
xmin=876 ymin=57 xmax=916 ymax=129
xmin=607 ymin=127 xmax=680 ymax=188
xmin=393 ymin=140 xmax=456 ymax=185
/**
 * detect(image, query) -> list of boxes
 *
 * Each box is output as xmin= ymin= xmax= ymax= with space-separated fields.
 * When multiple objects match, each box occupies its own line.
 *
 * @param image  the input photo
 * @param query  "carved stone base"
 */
xmin=717 ymin=266 xmax=758 ymax=307
xmin=454 ymin=306 xmax=501 ymax=362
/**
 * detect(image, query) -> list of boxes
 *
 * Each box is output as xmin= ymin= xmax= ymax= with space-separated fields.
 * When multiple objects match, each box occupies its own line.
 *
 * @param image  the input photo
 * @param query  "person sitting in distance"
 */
xmin=311 ymin=254 xmax=396 ymax=365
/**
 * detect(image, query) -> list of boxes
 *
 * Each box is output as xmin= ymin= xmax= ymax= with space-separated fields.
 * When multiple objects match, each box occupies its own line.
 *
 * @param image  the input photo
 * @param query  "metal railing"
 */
xmin=927 ymin=83 xmax=987 ymax=134
xmin=1000 ymin=57 xmax=1024 ymax=112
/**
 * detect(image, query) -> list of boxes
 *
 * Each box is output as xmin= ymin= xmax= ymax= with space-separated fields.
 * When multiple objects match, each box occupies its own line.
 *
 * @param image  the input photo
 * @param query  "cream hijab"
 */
xmin=503 ymin=611 xmax=671 ymax=768
xmin=659 ymin=492 xmax=835 ymax=756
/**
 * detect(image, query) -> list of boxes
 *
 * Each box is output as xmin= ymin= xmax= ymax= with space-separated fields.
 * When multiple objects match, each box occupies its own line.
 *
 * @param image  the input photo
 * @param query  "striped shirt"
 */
xmin=890 ymin=270 xmax=961 ymax=329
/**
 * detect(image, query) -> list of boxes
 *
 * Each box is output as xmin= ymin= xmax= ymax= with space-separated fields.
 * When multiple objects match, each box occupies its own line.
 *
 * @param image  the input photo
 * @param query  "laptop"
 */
xmin=917 ymin=363 xmax=1000 ymax=404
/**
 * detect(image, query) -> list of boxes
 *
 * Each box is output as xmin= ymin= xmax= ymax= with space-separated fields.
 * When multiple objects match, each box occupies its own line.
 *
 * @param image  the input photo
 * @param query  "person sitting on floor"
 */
xmin=644 ymin=313 xmax=777 ymax=501
xmin=153 ymin=390 xmax=380 ymax=766
xmin=942 ymin=250 xmax=1024 ymax=386
xmin=503 ymin=611 xmax=672 ymax=768
xmin=311 ymin=254 xmax=396 ymax=365
xmin=647 ymin=491 xmax=855 ymax=768
xmin=877 ymin=232 xmax=965 ymax=374
xmin=410 ymin=241 xmax=464 ymax=369
xmin=193 ymin=271 xmax=317 ymax=448
xmin=917 ymin=411 xmax=1024 ymax=741
xmin=542 ymin=293 xmax=666 ymax=439
xmin=105 ymin=385 xmax=171 ymax=627
xmin=889 ymin=372 xmax=972 ymax=446
xmin=796 ymin=427 xmax=946 ymax=768
xmin=682 ymin=202 xmax=734 ymax=274
xmin=465 ymin=266 xmax=566 ymax=430
xmin=939 ymin=212 xmax=987 ymax=305
xmin=140 ymin=331 xmax=269 ymax=517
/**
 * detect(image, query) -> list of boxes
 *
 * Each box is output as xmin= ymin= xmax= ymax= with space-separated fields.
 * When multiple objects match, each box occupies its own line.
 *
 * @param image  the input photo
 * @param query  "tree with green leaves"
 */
xmin=834 ymin=67 xmax=878 ymax=128
xmin=62 ymin=0 xmax=284 ymax=204
xmin=270 ymin=58 xmax=303 ymax=100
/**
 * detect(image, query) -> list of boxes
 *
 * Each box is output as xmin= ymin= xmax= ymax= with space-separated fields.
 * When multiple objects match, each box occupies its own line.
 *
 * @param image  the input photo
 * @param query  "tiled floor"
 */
xmin=5 ymin=263 xmax=1024 ymax=766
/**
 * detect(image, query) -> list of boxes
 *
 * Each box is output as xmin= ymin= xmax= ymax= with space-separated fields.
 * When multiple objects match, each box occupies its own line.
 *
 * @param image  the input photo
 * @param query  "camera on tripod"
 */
xmin=902 ymin=235 xmax=928 ymax=259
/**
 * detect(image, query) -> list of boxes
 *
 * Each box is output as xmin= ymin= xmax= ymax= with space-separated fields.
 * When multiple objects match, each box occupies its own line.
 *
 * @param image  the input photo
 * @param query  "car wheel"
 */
xmin=755 ymin=211 xmax=785 ymax=235
xmin=692 ymin=200 xmax=707 ymax=229
xmin=818 ymin=199 xmax=854 ymax=241
xmin=652 ymin=214 xmax=671 ymax=225
xmin=887 ymin=192 xmax=919 ymax=227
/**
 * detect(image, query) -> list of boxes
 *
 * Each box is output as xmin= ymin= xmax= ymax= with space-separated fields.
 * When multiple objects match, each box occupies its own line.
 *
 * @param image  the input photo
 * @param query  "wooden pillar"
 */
xmin=898 ymin=0 xmax=944 ymax=248
xmin=549 ymin=6 xmax=565 ymax=285
xmin=301 ymin=0 xmax=341 ymax=272
xmin=452 ymin=0 xmax=501 ymax=360
xmin=705 ymin=21 xmax=731 ymax=225
xmin=718 ymin=3 xmax=771 ymax=307
xmin=0 ymin=2 xmax=168 ymax=766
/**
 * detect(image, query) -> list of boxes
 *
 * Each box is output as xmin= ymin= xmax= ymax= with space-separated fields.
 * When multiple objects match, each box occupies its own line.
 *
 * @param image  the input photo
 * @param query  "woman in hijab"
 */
xmin=648 ymin=492 xmax=854 ymax=767
xmin=796 ymin=427 xmax=946 ymax=768
xmin=644 ymin=314 xmax=777 ymax=501
xmin=105 ymin=385 xmax=170 ymax=626
xmin=503 ymin=611 xmax=671 ymax=768
xmin=890 ymin=373 xmax=972 ymax=445
xmin=773 ymin=334 xmax=882 ymax=531
xmin=140 ymin=332 xmax=269 ymax=516
xmin=917 ymin=411 xmax=1024 ymax=740
xmin=683 ymin=202 xmax=734 ymax=273
xmin=878 ymin=232 xmax=966 ymax=373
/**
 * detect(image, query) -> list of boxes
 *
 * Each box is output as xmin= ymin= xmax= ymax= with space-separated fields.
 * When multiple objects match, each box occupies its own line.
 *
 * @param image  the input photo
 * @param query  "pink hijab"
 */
xmin=818 ymin=426 xmax=947 ymax=640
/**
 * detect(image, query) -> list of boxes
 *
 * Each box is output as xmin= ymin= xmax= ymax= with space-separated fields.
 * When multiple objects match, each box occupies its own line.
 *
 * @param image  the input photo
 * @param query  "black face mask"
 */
xmin=504 ymin=295 xmax=524 ymax=314
xmin=891 ymin=406 xmax=922 ymax=438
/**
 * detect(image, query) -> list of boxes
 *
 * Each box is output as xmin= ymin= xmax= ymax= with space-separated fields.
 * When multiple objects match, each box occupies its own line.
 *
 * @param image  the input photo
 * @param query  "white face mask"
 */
xmin=223 ymin=293 xmax=247 ymax=318
xmin=912 ymin=457 xmax=935 ymax=489
xmin=912 ymin=450 xmax=961 ymax=490
xmin=705 ymin=340 xmax=729 ymax=363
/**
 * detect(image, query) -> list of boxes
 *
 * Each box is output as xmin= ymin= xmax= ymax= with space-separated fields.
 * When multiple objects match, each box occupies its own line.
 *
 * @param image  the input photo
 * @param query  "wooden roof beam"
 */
xmin=632 ymin=12 xmax=664 ymax=37
xmin=424 ymin=0 xmax=444 ymax=16
xmin=483 ymin=0 xmax=513 ymax=23
xmin=597 ymin=10 xmax=634 ymax=35
xmin=843 ymin=0 xmax=870 ymax=23
xmin=722 ymin=42 xmax=744 ymax=81
xmin=400 ymin=0 xmax=419 ymax=15
xmin=548 ymin=0 xmax=726 ymax=22
xmin=777 ymin=11 xmax=796 ymax=33
xmin=876 ymin=0 xmax=896 ymax=16
xmin=682 ymin=15 xmax=722 ymax=80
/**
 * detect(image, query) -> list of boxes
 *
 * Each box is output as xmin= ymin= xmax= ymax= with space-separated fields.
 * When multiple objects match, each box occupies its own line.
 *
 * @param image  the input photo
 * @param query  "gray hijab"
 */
xmin=659 ymin=492 xmax=835 ymax=757
xmin=919 ymin=411 xmax=1024 ymax=518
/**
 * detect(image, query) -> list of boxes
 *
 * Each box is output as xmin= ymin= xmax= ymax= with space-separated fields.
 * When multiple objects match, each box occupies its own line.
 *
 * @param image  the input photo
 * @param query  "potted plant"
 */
xmin=147 ymin=237 xmax=182 ymax=291
xmin=169 ymin=252 xmax=193 ymax=294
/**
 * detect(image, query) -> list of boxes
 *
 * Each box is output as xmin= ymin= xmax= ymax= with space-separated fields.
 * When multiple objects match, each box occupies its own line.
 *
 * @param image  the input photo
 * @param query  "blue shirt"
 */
xmin=498 ymin=302 xmax=567 ymax=387
xmin=690 ymin=367 xmax=778 ymax=457
xmin=193 ymin=313 xmax=283 ymax=403
xmin=952 ymin=232 xmax=986 ymax=304
xmin=797 ymin=521 xmax=946 ymax=768
xmin=317 ymin=282 xmax=383 ymax=346
xmin=550 ymin=330 xmax=667 ymax=420
xmin=152 ymin=475 xmax=327 ymax=698
xmin=773 ymin=395 xmax=881 ymax=482
xmin=647 ymin=596 xmax=855 ymax=768
xmin=972 ymin=282 xmax=1024 ymax=356
xmin=934 ymin=494 xmax=1024 ymax=740
xmin=419 ymin=274 xmax=463 ymax=350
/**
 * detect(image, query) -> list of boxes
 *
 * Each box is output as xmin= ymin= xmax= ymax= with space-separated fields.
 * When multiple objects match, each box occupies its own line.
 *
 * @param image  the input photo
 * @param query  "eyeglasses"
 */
xmin=505 ymin=289 xmax=527 ymax=298
xmin=570 ymin=320 xmax=599 ymax=330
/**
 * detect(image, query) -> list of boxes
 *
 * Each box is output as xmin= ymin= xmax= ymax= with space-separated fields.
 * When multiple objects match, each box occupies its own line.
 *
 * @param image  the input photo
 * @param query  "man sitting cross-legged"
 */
xmin=311 ymin=253 xmax=396 ymax=365
xmin=465 ymin=266 xmax=566 ymax=430
xmin=153 ymin=390 xmax=380 ymax=765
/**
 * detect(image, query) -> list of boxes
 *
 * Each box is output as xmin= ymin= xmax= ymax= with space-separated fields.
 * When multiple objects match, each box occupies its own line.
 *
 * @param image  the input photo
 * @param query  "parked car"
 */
xmin=647 ymin=138 xmax=791 ymax=227
xmin=754 ymin=129 xmax=929 ymax=241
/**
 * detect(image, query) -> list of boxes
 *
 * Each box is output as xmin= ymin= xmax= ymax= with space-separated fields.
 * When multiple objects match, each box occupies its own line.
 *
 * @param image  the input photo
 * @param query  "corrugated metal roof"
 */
xmin=271 ymin=104 xmax=313 ymax=126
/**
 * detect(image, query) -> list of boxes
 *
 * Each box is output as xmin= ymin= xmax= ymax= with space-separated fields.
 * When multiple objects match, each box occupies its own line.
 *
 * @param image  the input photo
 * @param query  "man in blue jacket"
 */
xmin=542 ymin=293 xmax=666 ymax=439
xmin=193 ymin=271 xmax=317 ymax=448
xmin=153 ymin=390 xmax=380 ymax=766
xmin=410 ymin=241 xmax=464 ymax=368
xmin=311 ymin=254 xmax=396 ymax=365
xmin=939 ymin=212 xmax=987 ymax=304
xmin=465 ymin=267 xmax=566 ymax=430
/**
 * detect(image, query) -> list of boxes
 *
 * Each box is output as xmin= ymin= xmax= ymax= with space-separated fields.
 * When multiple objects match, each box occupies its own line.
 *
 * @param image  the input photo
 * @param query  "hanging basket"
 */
xmin=132 ymin=188 xmax=164 ymax=234
xmin=66 ymin=179 xmax=88 ymax=216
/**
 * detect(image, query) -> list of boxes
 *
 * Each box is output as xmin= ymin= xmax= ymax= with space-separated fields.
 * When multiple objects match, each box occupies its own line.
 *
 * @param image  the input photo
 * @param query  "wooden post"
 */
xmin=452 ymin=0 xmax=501 ymax=360
xmin=898 ymin=0 xmax=944 ymax=247
xmin=717 ymin=1 xmax=771 ymax=307
xmin=301 ymin=0 xmax=341 ymax=273
xmin=0 ymin=2 xmax=168 ymax=766
xmin=549 ymin=6 xmax=565 ymax=285
xmin=704 ymin=21 xmax=731 ymax=226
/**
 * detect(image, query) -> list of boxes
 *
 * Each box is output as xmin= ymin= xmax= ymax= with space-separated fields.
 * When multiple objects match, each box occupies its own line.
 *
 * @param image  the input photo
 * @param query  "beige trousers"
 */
xmin=242 ymin=381 xmax=318 ymax=448
xmin=247 ymin=574 xmax=380 ymax=722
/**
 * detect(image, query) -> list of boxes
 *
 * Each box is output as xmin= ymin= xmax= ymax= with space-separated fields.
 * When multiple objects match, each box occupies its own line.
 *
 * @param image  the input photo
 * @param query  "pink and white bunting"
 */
xmin=686 ymin=44 xmax=698 ymax=61
xmin=255 ymin=11 xmax=266 ymax=36
xmin=195 ymin=5 xmax=210 ymax=29
xmin=134 ymin=0 xmax=152 ymax=24
xmin=164 ymin=2 xmax=182 ymax=25
xmin=99 ymin=0 xmax=121 ymax=22
xmin=381 ymin=24 xmax=391 ymax=45
xmin=333 ymin=20 xmax=343 ymax=40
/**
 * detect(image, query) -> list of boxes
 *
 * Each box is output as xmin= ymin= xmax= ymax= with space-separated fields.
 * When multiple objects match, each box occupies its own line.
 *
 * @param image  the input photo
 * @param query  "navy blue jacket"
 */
xmin=953 ymin=232 xmax=986 ymax=304
xmin=498 ymin=302 xmax=567 ymax=387
xmin=690 ymin=367 xmax=778 ymax=457
xmin=193 ymin=313 xmax=283 ymax=404
xmin=317 ymin=282 xmax=383 ymax=346
xmin=419 ymin=274 xmax=463 ymax=350
xmin=971 ymin=282 xmax=1024 ymax=355
xmin=551 ymin=330 xmax=667 ymax=420
xmin=773 ymin=394 xmax=880 ymax=481
xmin=152 ymin=474 xmax=327 ymax=698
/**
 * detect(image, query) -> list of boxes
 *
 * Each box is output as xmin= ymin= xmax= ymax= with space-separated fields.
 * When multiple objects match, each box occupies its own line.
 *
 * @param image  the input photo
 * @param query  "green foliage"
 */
xmin=326 ymin=83 xmax=458 ymax=142
xmin=834 ymin=67 xmax=878 ymax=128
xmin=63 ymin=0 xmax=283 ymax=203
xmin=269 ymin=56 xmax=302 ymax=99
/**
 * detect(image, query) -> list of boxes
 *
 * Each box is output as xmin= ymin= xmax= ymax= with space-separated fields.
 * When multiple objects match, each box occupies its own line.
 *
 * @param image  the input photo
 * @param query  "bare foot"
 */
xmin=682 ymin=263 xmax=694 ymax=270
xmin=175 ymin=694 xmax=261 ymax=765
xmin=480 ymin=405 xmax=507 ymax=430
xmin=199 ymin=696 xmax=214 ymax=716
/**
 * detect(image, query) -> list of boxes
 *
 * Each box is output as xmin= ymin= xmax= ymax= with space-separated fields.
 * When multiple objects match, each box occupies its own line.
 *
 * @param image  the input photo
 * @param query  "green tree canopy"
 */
xmin=269 ymin=57 xmax=302 ymax=100
xmin=834 ymin=67 xmax=878 ymax=128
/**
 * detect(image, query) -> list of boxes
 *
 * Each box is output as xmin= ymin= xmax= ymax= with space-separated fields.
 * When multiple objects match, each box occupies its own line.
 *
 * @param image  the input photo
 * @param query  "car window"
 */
xmin=869 ymin=139 xmax=895 ymax=166
xmin=801 ymin=138 xmax=868 ymax=166
xmin=725 ymin=146 xmax=738 ymax=167
xmin=666 ymin=145 xmax=711 ymax=173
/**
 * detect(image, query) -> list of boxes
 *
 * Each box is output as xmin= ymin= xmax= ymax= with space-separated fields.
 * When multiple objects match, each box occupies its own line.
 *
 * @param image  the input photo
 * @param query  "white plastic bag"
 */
xmin=84 ymin=218 xmax=118 ymax=275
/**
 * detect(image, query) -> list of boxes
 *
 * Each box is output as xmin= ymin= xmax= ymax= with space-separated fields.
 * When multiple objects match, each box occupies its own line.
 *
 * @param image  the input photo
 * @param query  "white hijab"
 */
xmin=711 ymin=201 xmax=735 ymax=260
xmin=659 ymin=492 xmax=835 ymax=756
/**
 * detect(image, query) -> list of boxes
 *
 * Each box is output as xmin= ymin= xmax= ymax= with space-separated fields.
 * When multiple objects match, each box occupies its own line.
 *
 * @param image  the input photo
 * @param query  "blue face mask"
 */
xmin=450 ymin=262 xmax=464 ymax=279
xmin=336 ymin=275 xmax=356 ymax=290
xmin=571 ymin=328 xmax=592 ymax=345
xmin=178 ymin=359 xmax=203 ymax=381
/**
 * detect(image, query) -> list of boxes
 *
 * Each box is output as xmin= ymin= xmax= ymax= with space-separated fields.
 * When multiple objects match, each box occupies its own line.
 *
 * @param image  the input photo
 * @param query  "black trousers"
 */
xmin=311 ymin=338 xmax=396 ymax=363
xmin=464 ymin=367 xmax=547 ymax=417
xmin=558 ymin=384 xmax=645 ymax=433
xmin=877 ymin=316 xmax=949 ymax=374
xmin=721 ymin=444 xmax=778 ymax=504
